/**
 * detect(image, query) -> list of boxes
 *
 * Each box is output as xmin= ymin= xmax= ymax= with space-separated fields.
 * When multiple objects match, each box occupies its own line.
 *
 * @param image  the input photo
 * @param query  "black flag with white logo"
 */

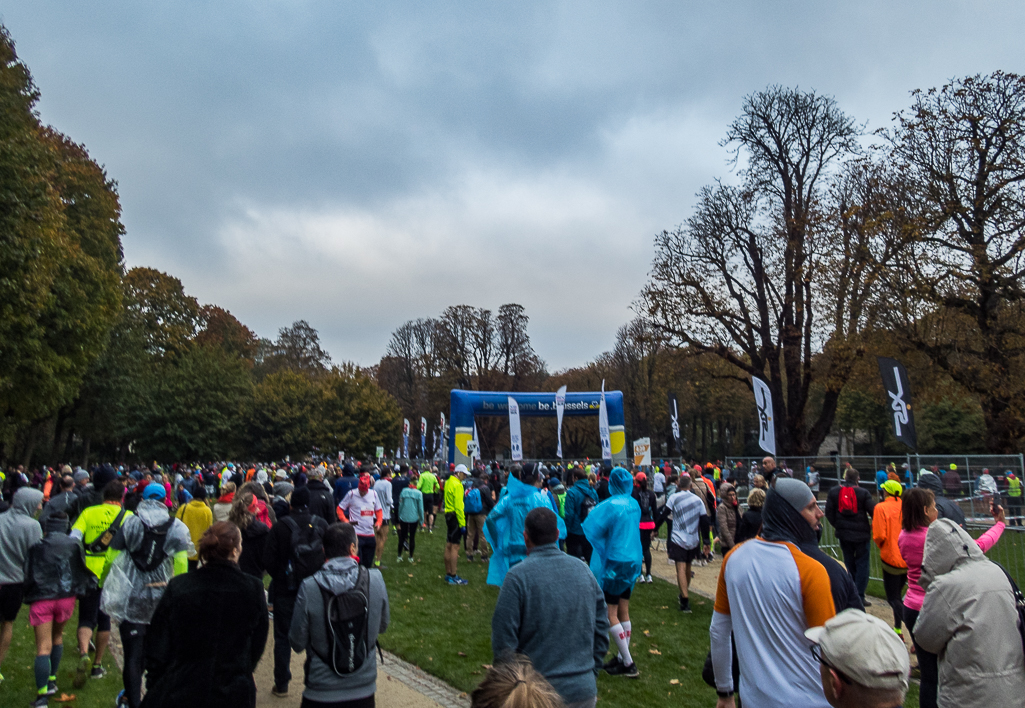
xmin=668 ymin=392 xmax=682 ymax=454
xmin=877 ymin=357 xmax=917 ymax=451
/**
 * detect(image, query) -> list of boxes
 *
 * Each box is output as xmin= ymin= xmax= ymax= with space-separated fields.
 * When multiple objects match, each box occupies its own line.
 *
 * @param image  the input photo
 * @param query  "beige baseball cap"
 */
xmin=805 ymin=609 xmax=909 ymax=691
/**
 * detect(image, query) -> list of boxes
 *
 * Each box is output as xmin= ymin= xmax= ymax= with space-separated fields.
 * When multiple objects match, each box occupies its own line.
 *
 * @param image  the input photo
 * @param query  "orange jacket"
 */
xmin=872 ymin=496 xmax=906 ymax=568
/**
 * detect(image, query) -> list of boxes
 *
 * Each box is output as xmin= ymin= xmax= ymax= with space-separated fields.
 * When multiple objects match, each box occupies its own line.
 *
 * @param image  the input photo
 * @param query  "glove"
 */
xmin=460 ymin=526 xmax=467 ymax=537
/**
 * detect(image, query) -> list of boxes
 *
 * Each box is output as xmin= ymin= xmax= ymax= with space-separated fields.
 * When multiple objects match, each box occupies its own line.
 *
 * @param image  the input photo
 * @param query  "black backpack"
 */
xmin=283 ymin=516 xmax=326 ymax=591
xmin=312 ymin=566 xmax=371 ymax=675
xmin=129 ymin=518 xmax=175 ymax=572
xmin=579 ymin=495 xmax=596 ymax=521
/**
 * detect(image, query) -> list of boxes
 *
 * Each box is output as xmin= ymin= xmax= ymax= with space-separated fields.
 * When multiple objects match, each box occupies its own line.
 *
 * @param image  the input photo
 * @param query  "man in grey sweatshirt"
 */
xmin=491 ymin=507 xmax=609 ymax=708
xmin=0 ymin=487 xmax=44 ymax=681
xmin=289 ymin=522 xmax=389 ymax=705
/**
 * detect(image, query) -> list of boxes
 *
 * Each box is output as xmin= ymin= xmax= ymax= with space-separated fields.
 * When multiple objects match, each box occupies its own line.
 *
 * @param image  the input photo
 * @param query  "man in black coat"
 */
xmin=262 ymin=487 xmax=327 ymax=697
xmin=824 ymin=467 xmax=876 ymax=605
xmin=306 ymin=468 xmax=336 ymax=525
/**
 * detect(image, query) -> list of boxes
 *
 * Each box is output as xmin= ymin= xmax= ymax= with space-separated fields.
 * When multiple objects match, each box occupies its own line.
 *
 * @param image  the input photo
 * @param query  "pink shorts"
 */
xmin=29 ymin=597 xmax=76 ymax=627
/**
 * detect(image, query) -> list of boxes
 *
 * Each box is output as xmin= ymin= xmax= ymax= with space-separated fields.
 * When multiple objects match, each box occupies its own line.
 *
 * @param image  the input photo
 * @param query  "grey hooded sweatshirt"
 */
xmin=916 ymin=518 xmax=1025 ymax=708
xmin=0 ymin=488 xmax=43 ymax=585
xmin=289 ymin=556 xmax=389 ymax=703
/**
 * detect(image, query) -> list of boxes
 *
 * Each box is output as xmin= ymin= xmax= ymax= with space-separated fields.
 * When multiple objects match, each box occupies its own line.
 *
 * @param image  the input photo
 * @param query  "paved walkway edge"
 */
xmin=380 ymin=650 xmax=472 ymax=708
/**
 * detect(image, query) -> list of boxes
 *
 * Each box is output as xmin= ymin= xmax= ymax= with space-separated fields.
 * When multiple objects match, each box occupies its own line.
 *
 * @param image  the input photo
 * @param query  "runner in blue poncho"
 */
xmin=484 ymin=463 xmax=566 ymax=587
xmin=583 ymin=466 xmax=642 ymax=678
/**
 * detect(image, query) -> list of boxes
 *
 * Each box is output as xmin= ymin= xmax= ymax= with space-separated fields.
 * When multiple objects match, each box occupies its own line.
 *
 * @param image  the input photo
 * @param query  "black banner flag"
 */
xmin=877 ymin=357 xmax=917 ymax=451
xmin=668 ymin=392 xmax=682 ymax=454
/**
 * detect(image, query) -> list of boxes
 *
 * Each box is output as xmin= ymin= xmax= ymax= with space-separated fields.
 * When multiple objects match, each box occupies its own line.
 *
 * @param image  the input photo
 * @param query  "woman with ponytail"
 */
xmin=471 ymin=655 xmax=565 ymax=708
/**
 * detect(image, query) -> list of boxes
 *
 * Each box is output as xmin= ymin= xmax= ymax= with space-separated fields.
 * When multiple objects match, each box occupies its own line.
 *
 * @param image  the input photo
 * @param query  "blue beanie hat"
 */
xmin=143 ymin=483 xmax=166 ymax=501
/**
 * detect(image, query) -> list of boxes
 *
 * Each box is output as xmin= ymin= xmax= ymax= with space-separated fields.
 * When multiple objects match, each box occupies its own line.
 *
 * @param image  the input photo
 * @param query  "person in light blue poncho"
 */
xmin=583 ymin=466 xmax=642 ymax=678
xmin=484 ymin=464 xmax=566 ymax=587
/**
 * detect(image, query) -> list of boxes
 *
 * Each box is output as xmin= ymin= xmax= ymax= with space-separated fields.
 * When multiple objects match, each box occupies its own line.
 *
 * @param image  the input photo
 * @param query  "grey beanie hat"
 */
xmin=775 ymin=477 xmax=815 ymax=512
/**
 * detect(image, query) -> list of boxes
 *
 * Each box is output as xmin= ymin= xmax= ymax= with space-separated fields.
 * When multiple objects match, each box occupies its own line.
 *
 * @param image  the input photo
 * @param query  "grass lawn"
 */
xmin=1 ymin=605 xmax=123 ymax=708
xmin=375 ymin=527 xmax=921 ymax=707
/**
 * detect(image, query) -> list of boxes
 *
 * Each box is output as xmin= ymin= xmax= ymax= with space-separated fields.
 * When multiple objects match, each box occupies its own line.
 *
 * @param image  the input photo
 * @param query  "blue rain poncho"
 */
xmin=484 ymin=473 xmax=566 ymax=586
xmin=582 ymin=467 xmax=642 ymax=596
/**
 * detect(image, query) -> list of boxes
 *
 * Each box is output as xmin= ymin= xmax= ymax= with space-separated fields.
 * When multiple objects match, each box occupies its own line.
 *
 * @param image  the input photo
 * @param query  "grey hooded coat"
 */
xmin=916 ymin=518 xmax=1025 ymax=708
xmin=0 ymin=488 xmax=43 ymax=585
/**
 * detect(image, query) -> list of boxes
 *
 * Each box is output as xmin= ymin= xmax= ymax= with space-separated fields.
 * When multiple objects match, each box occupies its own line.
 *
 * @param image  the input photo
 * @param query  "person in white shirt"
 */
xmin=662 ymin=475 xmax=709 ymax=613
xmin=338 ymin=474 xmax=383 ymax=569
xmin=653 ymin=469 xmax=666 ymax=500
xmin=373 ymin=470 xmax=394 ymax=568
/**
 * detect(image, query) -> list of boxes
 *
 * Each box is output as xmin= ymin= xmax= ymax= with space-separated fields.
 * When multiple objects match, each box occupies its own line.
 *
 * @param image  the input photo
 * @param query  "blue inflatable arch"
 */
xmin=448 ymin=389 xmax=627 ymax=467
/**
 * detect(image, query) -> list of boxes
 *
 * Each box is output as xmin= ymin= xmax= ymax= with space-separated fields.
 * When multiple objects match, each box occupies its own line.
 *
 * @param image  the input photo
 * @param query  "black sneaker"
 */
xmin=679 ymin=596 xmax=692 ymax=613
xmin=620 ymin=662 xmax=639 ymax=678
xmin=31 ymin=696 xmax=48 ymax=708
xmin=605 ymin=658 xmax=631 ymax=675
xmin=45 ymin=679 xmax=57 ymax=696
xmin=90 ymin=665 xmax=107 ymax=679
xmin=603 ymin=656 xmax=622 ymax=673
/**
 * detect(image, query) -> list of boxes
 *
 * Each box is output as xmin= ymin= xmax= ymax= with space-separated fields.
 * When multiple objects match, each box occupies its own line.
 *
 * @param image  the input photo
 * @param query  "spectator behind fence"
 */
xmin=471 ymin=654 xmax=566 ymax=708
xmin=491 ymin=507 xmax=608 ymax=708
xmin=805 ymin=609 xmax=909 ymax=708
xmin=915 ymin=470 xmax=966 ymax=527
xmin=734 ymin=488 xmax=764 ymax=544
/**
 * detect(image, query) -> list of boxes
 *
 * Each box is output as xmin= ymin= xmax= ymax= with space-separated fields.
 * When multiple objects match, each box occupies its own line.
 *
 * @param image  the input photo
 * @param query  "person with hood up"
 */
xmin=583 ymin=466 xmax=643 ymax=679
xmin=484 ymin=464 xmax=567 ymax=587
xmin=175 ymin=484 xmax=212 ymax=572
xmin=914 ymin=516 xmax=1025 ymax=708
xmin=212 ymin=481 xmax=235 ymax=523
xmin=102 ymin=484 xmax=193 ymax=708
xmin=716 ymin=483 xmax=740 ymax=556
xmin=289 ymin=522 xmax=390 ymax=707
xmin=23 ymin=511 xmax=93 ymax=707
xmin=141 ymin=522 xmax=268 ymax=708
xmin=563 ymin=466 xmax=599 ymax=564
xmin=709 ymin=479 xmax=862 ymax=708
xmin=0 ymin=488 xmax=44 ymax=686
xmin=915 ymin=470 xmax=965 ymax=527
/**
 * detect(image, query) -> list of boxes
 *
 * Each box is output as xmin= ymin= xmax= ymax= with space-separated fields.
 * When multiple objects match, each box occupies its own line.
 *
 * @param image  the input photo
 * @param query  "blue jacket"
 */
xmin=333 ymin=475 xmax=359 ymax=505
xmin=563 ymin=480 xmax=598 ymax=536
xmin=484 ymin=475 xmax=566 ymax=587
xmin=491 ymin=544 xmax=609 ymax=703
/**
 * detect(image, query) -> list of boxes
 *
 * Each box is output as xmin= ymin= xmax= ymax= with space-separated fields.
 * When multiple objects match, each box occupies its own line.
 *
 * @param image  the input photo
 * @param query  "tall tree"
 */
xmin=643 ymin=86 xmax=867 ymax=455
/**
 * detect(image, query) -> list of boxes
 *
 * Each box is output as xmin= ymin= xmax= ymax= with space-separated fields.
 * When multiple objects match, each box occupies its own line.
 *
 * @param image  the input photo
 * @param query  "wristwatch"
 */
xmin=716 ymin=689 xmax=734 ymax=698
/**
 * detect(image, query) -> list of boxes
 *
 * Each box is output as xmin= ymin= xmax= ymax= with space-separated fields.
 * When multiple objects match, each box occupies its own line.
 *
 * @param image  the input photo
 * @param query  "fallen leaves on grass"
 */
xmin=649 ymin=649 xmax=662 ymax=655
xmin=669 ymin=679 xmax=680 ymax=685
xmin=679 ymin=665 xmax=687 ymax=670
xmin=53 ymin=695 xmax=77 ymax=703
xmin=642 ymin=630 xmax=651 ymax=636
xmin=458 ymin=652 xmax=467 ymax=657
xmin=482 ymin=664 xmax=493 ymax=669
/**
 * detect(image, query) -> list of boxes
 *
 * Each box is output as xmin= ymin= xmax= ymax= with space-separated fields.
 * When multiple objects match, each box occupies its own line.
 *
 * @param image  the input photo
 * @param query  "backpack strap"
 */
xmin=85 ymin=507 xmax=126 ymax=555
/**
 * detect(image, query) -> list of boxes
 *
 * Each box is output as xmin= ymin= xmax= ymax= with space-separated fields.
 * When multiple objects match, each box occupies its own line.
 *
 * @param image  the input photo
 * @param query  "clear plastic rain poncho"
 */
xmin=484 ymin=472 xmax=566 ymax=586
xmin=101 ymin=500 xmax=194 ymax=624
xmin=582 ymin=466 xmax=642 ymax=596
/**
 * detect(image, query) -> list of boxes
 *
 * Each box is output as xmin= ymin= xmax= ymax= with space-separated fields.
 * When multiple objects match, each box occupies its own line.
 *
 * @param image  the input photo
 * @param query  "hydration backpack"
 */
xmin=838 ymin=487 xmax=859 ymax=515
xmin=579 ymin=495 xmax=596 ymax=521
xmin=129 ymin=518 xmax=175 ymax=572
xmin=283 ymin=516 xmax=326 ymax=592
xmin=464 ymin=488 xmax=483 ymax=514
xmin=312 ymin=566 xmax=371 ymax=675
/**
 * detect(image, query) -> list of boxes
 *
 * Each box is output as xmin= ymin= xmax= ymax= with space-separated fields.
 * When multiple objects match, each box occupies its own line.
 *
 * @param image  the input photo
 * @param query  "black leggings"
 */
xmin=904 ymin=605 xmax=937 ymax=708
xmin=882 ymin=570 xmax=907 ymax=630
xmin=119 ymin=622 xmax=146 ymax=708
xmin=640 ymin=528 xmax=653 ymax=576
xmin=397 ymin=522 xmax=418 ymax=558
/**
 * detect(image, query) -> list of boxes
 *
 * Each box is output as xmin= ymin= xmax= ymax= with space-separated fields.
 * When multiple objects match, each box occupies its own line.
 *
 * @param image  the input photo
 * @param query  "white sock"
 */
xmin=622 ymin=620 xmax=632 ymax=646
xmin=610 ymin=623 xmax=633 ymax=666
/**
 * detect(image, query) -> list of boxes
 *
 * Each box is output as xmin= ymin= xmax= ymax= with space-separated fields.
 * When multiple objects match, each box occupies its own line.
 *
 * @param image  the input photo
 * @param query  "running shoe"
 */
xmin=45 ymin=678 xmax=57 ymax=696
xmin=603 ymin=656 xmax=622 ymax=673
xmin=646 ymin=574 xmax=653 ymax=583
xmin=619 ymin=662 xmax=640 ymax=678
xmin=445 ymin=575 xmax=468 ymax=585
xmin=374 ymin=560 xmax=381 ymax=568
xmin=91 ymin=665 xmax=107 ymax=679
xmin=679 ymin=596 xmax=692 ymax=613
xmin=74 ymin=653 xmax=91 ymax=688
xmin=466 ymin=553 xmax=473 ymax=562
xmin=605 ymin=659 xmax=633 ymax=676
xmin=116 ymin=689 xmax=128 ymax=707
xmin=271 ymin=685 xmax=289 ymax=697
xmin=31 ymin=695 xmax=48 ymax=708
xmin=396 ymin=556 xmax=403 ymax=563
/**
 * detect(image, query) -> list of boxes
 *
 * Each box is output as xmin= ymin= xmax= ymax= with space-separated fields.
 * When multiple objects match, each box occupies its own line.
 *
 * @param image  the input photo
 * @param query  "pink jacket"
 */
xmin=899 ymin=521 xmax=1004 ymax=611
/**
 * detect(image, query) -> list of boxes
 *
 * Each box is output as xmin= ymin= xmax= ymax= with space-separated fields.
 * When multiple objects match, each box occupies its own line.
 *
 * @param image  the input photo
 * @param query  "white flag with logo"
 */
xmin=508 ymin=397 xmax=523 ymax=461
xmin=472 ymin=423 xmax=481 ymax=461
xmin=555 ymin=385 xmax=567 ymax=459
xmin=752 ymin=376 xmax=776 ymax=456
xmin=598 ymin=380 xmax=611 ymax=460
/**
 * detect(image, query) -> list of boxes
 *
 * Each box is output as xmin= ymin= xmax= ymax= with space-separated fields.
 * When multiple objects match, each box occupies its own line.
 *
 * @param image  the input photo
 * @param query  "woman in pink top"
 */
xmin=898 ymin=488 xmax=1005 ymax=708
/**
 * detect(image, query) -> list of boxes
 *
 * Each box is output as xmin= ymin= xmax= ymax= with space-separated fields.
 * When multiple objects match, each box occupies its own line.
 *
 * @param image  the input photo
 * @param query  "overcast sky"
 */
xmin=4 ymin=2 xmax=1023 ymax=370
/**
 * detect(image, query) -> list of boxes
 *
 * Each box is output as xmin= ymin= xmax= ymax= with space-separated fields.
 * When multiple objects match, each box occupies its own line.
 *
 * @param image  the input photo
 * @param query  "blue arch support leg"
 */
xmin=447 ymin=390 xmax=626 ymax=467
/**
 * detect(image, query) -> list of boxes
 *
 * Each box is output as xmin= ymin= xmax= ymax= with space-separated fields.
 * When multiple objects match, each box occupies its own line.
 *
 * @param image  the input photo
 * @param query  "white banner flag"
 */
xmin=752 ymin=376 xmax=776 ymax=456
xmin=555 ymin=385 xmax=567 ymax=459
xmin=599 ymin=380 xmax=611 ymax=460
xmin=508 ymin=397 xmax=523 ymax=461
xmin=472 ymin=423 xmax=481 ymax=461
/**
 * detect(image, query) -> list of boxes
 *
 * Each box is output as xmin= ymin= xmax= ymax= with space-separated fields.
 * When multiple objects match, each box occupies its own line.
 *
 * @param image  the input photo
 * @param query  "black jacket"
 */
xmin=142 ymin=561 xmax=268 ymax=708
xmin=735 ymin=508 xmax=762 ymax=544
xmin=917 ymin=473 xmax=967 ymax=527
xmin=238 ymin=519 xmax=270 ymax=579
xmin=23 ymin=532 xmax=95 ymax=603
xmin=307 ymin=480 xmax=336 ymax=525
xmin=262 ymin=509 xmax=327 ymax=596
xmin=824 ymin=484 xmax=876 ymax=543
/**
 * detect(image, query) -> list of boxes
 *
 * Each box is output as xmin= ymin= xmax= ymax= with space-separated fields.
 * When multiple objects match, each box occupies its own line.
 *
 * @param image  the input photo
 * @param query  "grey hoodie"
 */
xmin=0 ymin=488 xmax=43 ymax=585
xmin=916 ymin=518 xmax=1025 ymax=708
xmin=289 ymin=556 xmax=389 ymax=703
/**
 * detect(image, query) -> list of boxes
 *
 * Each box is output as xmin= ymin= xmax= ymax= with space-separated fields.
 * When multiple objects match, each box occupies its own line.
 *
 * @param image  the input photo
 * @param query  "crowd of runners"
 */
xmin=0 ymin=455 xmax=1021 ymax=708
